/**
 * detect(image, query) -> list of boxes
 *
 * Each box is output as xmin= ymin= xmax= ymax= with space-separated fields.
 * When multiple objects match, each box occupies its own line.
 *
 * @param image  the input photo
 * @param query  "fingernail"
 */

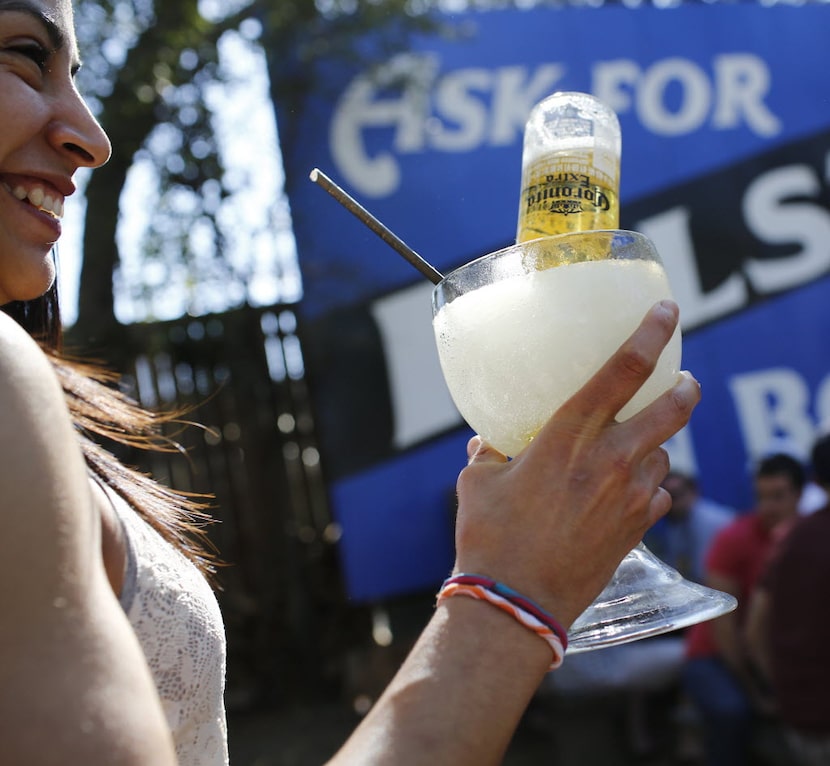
xmin=677 ymin=370 xmax=700 ymax=388
xmin=658 ymin=299 xmax=679 ymax=319
xmin=675 ymin=370 xmax=701 ymax=400
xmin=467 ymin=435 xmax=483 ymax=463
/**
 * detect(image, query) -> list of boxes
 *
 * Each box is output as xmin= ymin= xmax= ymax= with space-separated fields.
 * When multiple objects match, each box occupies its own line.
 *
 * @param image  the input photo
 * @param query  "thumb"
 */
xmin=466 ymin=435 xmax=509 ymax=466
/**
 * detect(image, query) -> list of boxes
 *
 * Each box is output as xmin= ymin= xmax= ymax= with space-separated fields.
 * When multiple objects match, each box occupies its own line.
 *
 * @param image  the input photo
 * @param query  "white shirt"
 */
xmin=105 ymin=482 xmax=229 ymax=766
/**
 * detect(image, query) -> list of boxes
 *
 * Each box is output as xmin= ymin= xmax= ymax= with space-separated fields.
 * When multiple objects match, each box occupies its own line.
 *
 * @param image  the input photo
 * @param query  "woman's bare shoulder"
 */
xmin=0 ymin=311 xmax=95 ymax=601
xmin=0 ymin=311 xmax=59 ymax=394
xmin=0 ymin=314 xmax=178 ymax=764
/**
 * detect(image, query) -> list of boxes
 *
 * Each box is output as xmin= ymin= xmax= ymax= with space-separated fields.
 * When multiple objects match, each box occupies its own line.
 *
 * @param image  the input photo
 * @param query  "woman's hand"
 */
xmin=453 ymin=300 xmax=700 ymax=628
xmin=330 ymin=300 xmax=700 ymax=766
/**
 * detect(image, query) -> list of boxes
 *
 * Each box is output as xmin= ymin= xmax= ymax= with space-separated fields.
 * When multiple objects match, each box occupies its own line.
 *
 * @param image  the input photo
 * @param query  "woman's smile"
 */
xmin=1 ymin=178 xmax=63 ymax=242
xmin=2 ymin=178 xmax=66 ymax=219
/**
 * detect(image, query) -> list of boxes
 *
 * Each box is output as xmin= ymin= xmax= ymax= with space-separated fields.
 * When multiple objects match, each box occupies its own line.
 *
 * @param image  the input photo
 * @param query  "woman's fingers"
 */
xmin=637 ymin=447 xmax=674 ymax=527
xmin=647 ymin=485 xmax=673 ymax=526
xmin=620 ymin=371 xmax=700 ymax=462
xmin=555 ymin=299 xmax=680 ymax=428
xmin=526 ymin=300 xmax=696 ymax=470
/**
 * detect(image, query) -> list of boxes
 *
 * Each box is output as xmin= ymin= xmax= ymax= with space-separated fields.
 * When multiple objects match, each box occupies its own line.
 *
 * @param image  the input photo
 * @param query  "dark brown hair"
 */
xmin=757 ymin=452 xmax=807 ymax=494
xmin=3 ymin=285 xmax=219 ymax=580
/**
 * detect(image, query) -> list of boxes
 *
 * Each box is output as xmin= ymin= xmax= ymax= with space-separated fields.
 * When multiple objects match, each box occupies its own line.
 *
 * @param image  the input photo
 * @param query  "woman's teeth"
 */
xmin=3 ymin=181 xmax=65 ymax=218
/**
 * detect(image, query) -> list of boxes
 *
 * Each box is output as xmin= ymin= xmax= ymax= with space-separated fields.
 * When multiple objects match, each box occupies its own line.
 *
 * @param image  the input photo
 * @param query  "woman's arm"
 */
xmin=329 ymin=300 xmax=699 ymax=765
xmin=0 ymin=313 xmax=176 ymax=765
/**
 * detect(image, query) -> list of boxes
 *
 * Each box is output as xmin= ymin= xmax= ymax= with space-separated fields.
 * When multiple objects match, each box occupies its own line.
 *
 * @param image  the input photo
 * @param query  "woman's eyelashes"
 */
xmin=11 ymin=42 xmax=50 ymax=70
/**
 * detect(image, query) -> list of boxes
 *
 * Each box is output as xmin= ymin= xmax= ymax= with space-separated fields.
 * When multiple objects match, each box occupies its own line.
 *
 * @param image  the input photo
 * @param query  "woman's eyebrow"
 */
xmin=1 ymin=2 xmax=83 ymax=73
xmin=1 ymin=2 xmax=66 ymax=51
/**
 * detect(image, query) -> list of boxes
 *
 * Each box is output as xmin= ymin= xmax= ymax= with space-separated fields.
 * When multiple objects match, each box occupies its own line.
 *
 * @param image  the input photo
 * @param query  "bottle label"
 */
xmin=516 ymin=152 xmax=619 ymax=242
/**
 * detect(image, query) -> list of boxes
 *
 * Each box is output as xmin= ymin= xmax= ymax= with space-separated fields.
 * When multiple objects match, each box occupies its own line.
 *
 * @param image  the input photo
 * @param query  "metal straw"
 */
xmin=309 ymin=168 xmax=444 ymax=285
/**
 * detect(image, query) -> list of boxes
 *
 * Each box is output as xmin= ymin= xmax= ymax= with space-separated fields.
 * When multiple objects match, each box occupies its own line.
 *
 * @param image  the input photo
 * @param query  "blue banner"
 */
xmin=271 ymin=4 xmax=830 ymax=601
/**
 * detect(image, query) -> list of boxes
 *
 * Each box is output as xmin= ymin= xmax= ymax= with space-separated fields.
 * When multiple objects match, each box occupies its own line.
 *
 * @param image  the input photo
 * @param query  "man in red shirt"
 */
xmin=682 ymin=453 xmax=805 ymax=766
xmin=747 ymin=435 xmax=830 ymax=764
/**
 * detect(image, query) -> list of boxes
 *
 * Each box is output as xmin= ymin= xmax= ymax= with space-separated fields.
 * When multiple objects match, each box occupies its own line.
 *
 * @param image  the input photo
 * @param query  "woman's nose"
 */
xmin=48 ymin=84 xmax=112 ymax=169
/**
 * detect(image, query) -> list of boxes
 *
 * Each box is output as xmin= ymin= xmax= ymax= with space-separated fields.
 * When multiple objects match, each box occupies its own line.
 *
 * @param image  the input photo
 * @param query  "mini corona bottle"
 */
xmin=516 ymin=92 xmax=621 ymax=242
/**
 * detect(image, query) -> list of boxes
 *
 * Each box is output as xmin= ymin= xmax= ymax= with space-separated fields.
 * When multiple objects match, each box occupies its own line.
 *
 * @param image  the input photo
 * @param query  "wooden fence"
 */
xmin=109 ymin=303 xmax=364 ymax=709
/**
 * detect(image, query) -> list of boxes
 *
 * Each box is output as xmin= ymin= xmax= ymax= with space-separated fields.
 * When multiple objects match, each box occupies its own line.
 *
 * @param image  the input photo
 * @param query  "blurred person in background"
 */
xmin=747 ymin=434 xmax=830 ymax=765
xmin=761 ymin=436 xmax=827 ymax=516
xmin=682 ymin=453 xmax=805 ymax=766
xmin=646 ymin=469 xmax=735 ymax=584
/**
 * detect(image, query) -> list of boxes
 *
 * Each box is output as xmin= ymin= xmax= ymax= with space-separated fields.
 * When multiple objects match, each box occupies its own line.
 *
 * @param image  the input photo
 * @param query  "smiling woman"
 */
xmin=0 ymin=1 xmax=229 ymax=764
xmin=0 ymin=0 xmax=109 ymax=306
xmin=0 ymin=2 xmax=707 ymax=766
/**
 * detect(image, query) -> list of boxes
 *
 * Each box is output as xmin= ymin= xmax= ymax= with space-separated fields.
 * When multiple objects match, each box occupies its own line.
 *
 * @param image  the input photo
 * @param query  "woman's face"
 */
xmin=0 ymin=0 xmax=110 ymax=305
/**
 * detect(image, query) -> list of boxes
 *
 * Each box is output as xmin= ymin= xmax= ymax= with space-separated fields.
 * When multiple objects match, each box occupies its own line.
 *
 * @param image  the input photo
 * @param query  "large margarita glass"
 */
xmin=432 ymin=229 xmax=736 ymax=652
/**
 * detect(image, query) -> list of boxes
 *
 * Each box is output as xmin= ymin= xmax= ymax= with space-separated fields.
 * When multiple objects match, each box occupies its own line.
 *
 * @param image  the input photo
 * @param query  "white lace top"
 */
xmin=105 ymin=483 xmax=229 ymax=766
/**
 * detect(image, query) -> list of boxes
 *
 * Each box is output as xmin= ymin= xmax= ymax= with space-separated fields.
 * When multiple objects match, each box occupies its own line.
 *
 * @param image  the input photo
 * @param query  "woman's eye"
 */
xmin=9 ymin=43 xmax=49 ymax=70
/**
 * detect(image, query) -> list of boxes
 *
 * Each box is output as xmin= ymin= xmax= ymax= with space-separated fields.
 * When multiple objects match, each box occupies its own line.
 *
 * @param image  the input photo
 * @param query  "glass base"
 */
xmin=566 ymin=543 xmax=737 ymax=654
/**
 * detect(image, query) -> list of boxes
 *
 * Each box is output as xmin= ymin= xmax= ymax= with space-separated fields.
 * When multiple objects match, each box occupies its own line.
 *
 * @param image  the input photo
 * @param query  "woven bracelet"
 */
xmin=441 ymin=573 xmax=569 ymax=651
xmin=436 ymin=578 xmax=566 ymax=671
